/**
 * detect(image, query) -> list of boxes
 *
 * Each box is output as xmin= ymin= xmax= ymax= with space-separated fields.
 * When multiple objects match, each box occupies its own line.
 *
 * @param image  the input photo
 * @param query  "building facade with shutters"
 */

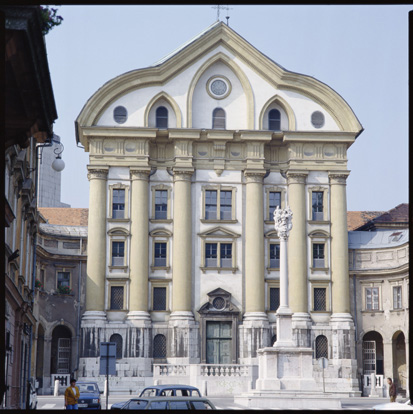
xmin=75 ymin=22 xmax=364 ymax=393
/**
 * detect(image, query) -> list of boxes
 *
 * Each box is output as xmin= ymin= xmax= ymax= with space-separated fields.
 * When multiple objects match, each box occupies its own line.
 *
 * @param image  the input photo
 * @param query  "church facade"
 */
xmin=75 ymin=22 xmax=363 ymax=392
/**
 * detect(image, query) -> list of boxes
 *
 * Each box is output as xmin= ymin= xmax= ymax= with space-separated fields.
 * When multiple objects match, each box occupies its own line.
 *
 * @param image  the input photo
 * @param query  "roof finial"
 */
xmin=212 ymin=5 xmax=232 ymax=22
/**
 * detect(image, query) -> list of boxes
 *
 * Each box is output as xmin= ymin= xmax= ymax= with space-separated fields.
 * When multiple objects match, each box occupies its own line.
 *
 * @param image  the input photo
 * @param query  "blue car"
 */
xmin=76 ymin=382 xmax=103 ymax=410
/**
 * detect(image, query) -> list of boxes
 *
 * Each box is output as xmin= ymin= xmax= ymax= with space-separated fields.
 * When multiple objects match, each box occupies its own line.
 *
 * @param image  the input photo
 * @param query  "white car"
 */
xmin=372 ymin=399 xmax=413 ymax=410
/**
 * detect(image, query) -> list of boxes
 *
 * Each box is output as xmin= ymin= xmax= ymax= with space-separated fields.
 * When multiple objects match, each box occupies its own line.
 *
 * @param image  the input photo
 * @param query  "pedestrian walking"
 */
xmin=387 ymin=377 xmax=397 ymax=402
xmin=64 ymin=378 xmax=80 ymax=410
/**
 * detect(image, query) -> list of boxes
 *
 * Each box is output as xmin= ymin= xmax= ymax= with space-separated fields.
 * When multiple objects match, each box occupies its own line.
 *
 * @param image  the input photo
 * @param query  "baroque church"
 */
xmin=75 ymin=21 xmax=364 ymax=393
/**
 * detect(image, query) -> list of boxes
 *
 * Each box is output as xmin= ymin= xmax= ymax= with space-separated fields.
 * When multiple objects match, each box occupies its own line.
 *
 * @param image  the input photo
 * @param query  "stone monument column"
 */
xmin=240 ymin=171 xmax=269 ymax=364
xmin=128 ymin=168 xmax=151 ymax=322
xmin=273 ymin=206 xmax=294 ymax=348
xmin=286 ymin=171 xmax=312 ymax=347
xmin=84 ymin=166 xmax=108 ymax=320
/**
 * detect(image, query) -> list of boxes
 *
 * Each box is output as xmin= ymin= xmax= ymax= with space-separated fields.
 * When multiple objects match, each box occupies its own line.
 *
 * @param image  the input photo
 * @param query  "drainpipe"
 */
xmin=75 ymin=259 xmax=82 ymax=377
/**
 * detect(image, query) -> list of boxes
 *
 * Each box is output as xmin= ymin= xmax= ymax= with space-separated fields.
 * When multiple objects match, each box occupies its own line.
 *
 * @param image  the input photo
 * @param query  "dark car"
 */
xmin=76 ymin=382 xmax=103 ymax=410
xmin=110 ymin=396 xmax=216 ymax=410
xmin=110 ymin=385 xmax=202 ymax=410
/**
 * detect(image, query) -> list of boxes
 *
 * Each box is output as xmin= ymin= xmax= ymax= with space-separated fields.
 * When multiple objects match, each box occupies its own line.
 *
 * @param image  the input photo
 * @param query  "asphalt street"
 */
xmin=35 ymin=394 xmax=402 ymax=410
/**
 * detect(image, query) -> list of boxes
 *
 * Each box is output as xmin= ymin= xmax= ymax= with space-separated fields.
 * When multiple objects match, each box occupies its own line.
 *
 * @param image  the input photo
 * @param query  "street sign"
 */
xmin=99 ymin=342 xmax=116 ymax=375
xmin=318 ymin=357 xmax=328 ymax=369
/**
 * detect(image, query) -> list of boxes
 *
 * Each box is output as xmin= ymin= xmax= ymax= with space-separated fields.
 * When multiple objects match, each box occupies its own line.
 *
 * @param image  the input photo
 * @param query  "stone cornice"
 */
xmin=130 ymin=168 xmax=151 ymax=180
xmin=87 ymin=166 xmax=109 ymax=181
xmin=286 ymin=170 xmax=308 ymax=185
xmin=329 ymin=171 xmax=350 ymax=184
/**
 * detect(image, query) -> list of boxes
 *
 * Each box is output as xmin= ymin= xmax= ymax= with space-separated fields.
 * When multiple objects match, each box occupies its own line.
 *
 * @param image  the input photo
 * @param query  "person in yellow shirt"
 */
xmin=64 ymin=378 xmax=80 ymax=410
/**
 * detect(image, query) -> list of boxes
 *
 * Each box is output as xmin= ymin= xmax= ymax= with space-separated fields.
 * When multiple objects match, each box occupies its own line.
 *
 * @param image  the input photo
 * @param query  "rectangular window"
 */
xmin=269 ymin=244 xmax=280 ymax=268
xmin=269 ymin=287 xmax=280 ymax=311
xmin=154 ymin=242 xmax=167 ymax=267
xmin=57 ymin=271 xmax=70 ymax=289
xmin=112 ymin=189 xmax=125 ymax=219
xmin=269 ymin=191 xmax=281 ymax=220
xmin=110 ymin=286 xmax=124 ymax=310
xmin=366 ymin=287 xmax=379 ymax=310
xmin=314 ymin=288 xmax=326 ymax=311
xmin=112 ymin=241 xmax=125 ymax=266
xmin=153 ymin=287 xmax=167 ymax=311
xmin=220 ymin=243 xmax=232 ymax=268
xmin=312 ymin=191 xmax=324 ymax=221
xmin=313 ymin=243 xmax=325 ymax=268
xmin=393 ymin=286 xmax=402 ymax=310
xmin=220 ymin=191 xmax=232 ymax=220
xmin=205 ymin=243 xmax=218 ymax=267
xmin=205 ymin=190 xmax=217 ymax=220
xmin=155 ymin=190 xmax=168 ymax=220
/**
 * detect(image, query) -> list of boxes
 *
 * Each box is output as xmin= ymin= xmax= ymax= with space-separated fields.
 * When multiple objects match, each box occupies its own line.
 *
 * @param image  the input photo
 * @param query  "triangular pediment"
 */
xmin=198 ymin=226 xmax=240 ymax=239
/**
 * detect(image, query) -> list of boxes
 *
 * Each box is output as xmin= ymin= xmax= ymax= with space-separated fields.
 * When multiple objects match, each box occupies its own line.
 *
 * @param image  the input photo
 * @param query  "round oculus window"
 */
xmin=311 ymin=111 xmax=325 ymax=129
xmin=207 ymin=77 xmax=231 ymax=99
xmin=212 ymin=297 xmax=225 ymax=310
xmin=113 ymin=106 xmax=128 ymax=124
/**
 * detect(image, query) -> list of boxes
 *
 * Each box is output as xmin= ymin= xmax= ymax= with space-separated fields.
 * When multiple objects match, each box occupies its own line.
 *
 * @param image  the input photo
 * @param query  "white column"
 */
xmin=128 ymin=168 xmax=151 ymax=322
xmin=83 ymin=167 xmax=108 ymax=320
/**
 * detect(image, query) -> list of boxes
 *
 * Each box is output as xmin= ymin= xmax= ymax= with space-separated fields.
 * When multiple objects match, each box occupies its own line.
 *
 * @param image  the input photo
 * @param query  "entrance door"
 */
xmin=57 ymin=338 xmax=71 ymax=373
xmin=206 ymin=322 xmax=232 ymax=364
xmin=363 ymin=340 xmax=376 ymax=375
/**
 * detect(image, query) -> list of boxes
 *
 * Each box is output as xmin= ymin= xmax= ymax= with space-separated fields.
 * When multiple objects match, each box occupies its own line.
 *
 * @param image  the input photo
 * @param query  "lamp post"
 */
xmin=26 ymin=135 xmax=65 ymax=409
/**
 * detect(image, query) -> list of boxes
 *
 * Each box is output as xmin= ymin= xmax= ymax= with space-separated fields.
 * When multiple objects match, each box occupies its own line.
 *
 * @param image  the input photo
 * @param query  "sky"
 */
xmin=44 ymin=4 xmax=410 ymax=212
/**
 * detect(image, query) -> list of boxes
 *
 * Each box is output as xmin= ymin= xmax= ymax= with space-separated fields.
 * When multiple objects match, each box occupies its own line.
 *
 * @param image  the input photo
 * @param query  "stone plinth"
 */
xmin=255 ymin=346 xmax=319 ymax=392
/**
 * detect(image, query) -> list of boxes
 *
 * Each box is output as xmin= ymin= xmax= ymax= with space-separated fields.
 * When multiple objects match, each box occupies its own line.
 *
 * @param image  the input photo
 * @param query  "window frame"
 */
xmin=311 ymin=283 xmax=330 ymax=313
xmin=56 ymin=269 xmax=71 ymax=291
xmin=364 ymin=286 xmax=380 ymax=311
xmin=201 ymin=185 xmax=237 ymax=223
xmin=156 ymin=106 xmax=168 ymax=129
xmin=392 ymin=285 xmax=402 ymax=310
xmin=150 ymin=229 xmax=172 ymax=272
xmin=108 ymin=228 xmax=129 ymax=271
xmin=151 ymin=185 xmax=172 ymax=222
xmin=268 ymin=108 xmax=281 ymax=131
xmin=264 ymin=187 xmax=286 ymax=224
xmin=267 ymin=283 xmax=280 ymax=313
xmin=212 ymin=107 xmax=226 ymax=129
xmin=108 ymin=183 xmax=129 ymax=221
xmin=309 ymin=231 xmax=329 ymax=273
xmin=107 ymin=282 xmax=127 ymax=311
xmin=150 ymin=281 xmax=170 ymax=312
xmin=308 ymin=187 xmax=328 ymax=222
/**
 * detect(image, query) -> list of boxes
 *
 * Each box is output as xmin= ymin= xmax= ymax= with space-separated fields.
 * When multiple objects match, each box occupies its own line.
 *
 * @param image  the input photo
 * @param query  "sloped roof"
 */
xmin=347 ymin=211 xmax=384 ymax=231
xmin=38 ymin=207 xmax=89 ymax=226
xmin=353 ymin=203 xmax=409 ymax=231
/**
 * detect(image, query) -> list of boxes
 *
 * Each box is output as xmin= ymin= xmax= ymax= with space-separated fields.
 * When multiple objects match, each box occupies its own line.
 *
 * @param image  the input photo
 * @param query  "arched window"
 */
xmin=156 ymin=106 xmax=168 ymax=129
xmin=110 ymin=334 xmax=123 ymax=359
xmin=268 ymin=109 xmax=281 ymax=131
xmin=212 ymin=108 xmax=226 ymax=129
xmin=153 ymin=334 xmax=167 ymax=358
xmin=315 ymin=335 xmax=328 ymax=359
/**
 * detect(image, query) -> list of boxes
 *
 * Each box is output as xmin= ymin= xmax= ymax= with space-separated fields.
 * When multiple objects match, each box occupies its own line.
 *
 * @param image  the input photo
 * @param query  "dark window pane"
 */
xmin=312 ymin=192 xmax=323 ymax=220
xmin=269 ymin=191 xmax=281 ymax=220
xmin=220 ymin=243 xmax=232 ymax=267
xmin=112 ymin=242 xmax=125 ymax=266
xmin=154 ymin=243 xmax=167 ymax=267
xmin=220 ymin=190 xmax=232 ymax=220
xmin=314 ymin=288 xmax=326 ymax=311
xmin=156 ymin=106 xmax=168 ymax=128
xmin=315 ymin=335 xmax=328 ymax=359
xmin=269 ymin=109 xmax=281 ymax=130
xmin=155 ymin=190 xmax=168 ymax=219
xmin=212 ymin=108 xmax=226 ymax=129
xmin=114 ymin=106 xmax=127 ymax=124
xmin=269 ymin=287 xmax=280 ymax=311
xmin=113 ymin=189 xmax=125 ymax=219
xmin=313 ymin=243 xmax=325 ymax=268
xmin=205 ymin=190 xmax=217 ymax=219
xmin=110 ymin=287 xmax=124 ymax=310
xmin=205 ymin=243 xmax=217 ymax=267
xmin=153 ymin=287 xmax=167 ymax=311
xmin=153 ymin=334 xmax=167 ymax=358
xmin=109 ymin=333 xmax=123 ymax=359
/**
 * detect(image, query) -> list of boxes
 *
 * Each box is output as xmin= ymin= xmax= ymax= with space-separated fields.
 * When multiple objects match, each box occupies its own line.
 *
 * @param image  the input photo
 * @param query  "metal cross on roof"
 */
xmin=212 ymin=5 xmax=232 ymax=21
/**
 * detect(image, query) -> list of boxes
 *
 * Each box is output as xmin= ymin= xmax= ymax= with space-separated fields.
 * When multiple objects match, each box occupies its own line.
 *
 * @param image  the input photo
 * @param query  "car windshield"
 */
xmin=126 ymin=400 xmax=148 ymax=410
xmin=78 ymin=384 xmax=97 ymax=393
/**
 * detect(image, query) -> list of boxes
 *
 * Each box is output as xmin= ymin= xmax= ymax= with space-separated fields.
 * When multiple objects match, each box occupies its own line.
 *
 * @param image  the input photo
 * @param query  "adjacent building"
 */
xmin=2 ymin=5 xmax=58 ymax=409
xmin=75 ymin=21 xmax=365 ymax=393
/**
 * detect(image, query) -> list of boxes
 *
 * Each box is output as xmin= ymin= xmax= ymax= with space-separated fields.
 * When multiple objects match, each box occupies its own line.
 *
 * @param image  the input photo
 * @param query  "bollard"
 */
xmin=103 ymin=379 xmax=108 ymax=397
xmin=202 ymin=380 xmax=207 ymax=396
xmin=54 ymin=379 xmax=59 ymax=397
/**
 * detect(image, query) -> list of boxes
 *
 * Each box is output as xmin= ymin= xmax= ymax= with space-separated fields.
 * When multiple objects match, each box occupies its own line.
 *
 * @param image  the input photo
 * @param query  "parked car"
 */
xmin=76 ymin=381 xmax=103 ymax=410
xmin=28 ymin=382 xmax=38 ymax=410
xmin=110 ymin=385 xmax=202 ymax=410
xmin=110 ymin=396 xmax=216 ymax=410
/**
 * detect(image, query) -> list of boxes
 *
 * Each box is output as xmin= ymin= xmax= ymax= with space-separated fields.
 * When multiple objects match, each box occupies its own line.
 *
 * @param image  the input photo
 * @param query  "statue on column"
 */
xmin=273 ymin=206 xmax=293 ymax=240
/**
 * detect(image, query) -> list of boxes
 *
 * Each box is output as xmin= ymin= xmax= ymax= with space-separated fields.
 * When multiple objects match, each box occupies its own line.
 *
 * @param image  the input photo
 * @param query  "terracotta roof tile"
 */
xmin=347 ymin=211 xmax=384 ymax=231
xmin=38 ymin=208 xmax=89 ymax=226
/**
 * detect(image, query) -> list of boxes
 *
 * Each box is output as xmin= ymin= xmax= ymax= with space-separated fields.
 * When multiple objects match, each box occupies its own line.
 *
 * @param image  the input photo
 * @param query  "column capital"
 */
xmin=173 ymin=168 xmax=194 ymax=182
xmin=87 ymin=166 xmax=108 ymax=181
xmin=244 ymin=170 xmax=266 ymax=183
xmin=286 ymin=170 xmax=308 ymax=185
xmin=130 ymin=168 xmax=151 ymax=181
xmin=329 ymin=171 xmax=350 ymax=185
